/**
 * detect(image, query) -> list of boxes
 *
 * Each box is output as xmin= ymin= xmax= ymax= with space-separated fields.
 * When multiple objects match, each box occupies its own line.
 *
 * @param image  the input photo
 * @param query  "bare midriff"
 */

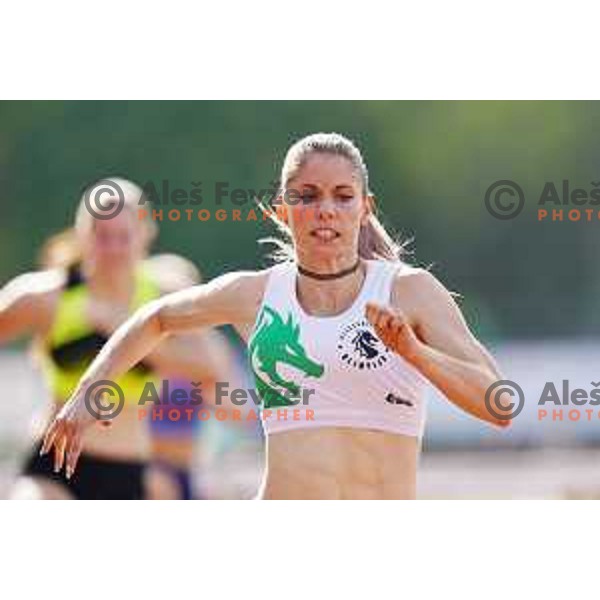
xmin=261 ymin=427 xmax=419 ymax=499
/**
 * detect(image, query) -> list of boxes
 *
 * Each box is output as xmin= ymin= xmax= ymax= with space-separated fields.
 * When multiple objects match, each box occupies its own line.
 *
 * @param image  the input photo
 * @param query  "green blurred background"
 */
xmin=1 ymin=100 xmax=599 ymax=341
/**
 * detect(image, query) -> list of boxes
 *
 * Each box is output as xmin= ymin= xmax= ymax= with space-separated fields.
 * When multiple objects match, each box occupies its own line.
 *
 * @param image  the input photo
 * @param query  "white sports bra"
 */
xmin=247 ymin=259 xmax=428 ymax=438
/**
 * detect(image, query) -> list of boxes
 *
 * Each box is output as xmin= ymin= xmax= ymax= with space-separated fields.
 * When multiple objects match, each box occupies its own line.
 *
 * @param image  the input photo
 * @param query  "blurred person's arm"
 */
xmin=41 ymin=270 xmax=266 ymax=476
xmin=367 ymin=269 xmax=508 ymax=427
xmin=88 ymin=277 xmax=234 ymax=381
xmin=0 ymin=271 xmax=60 ymax=344
xmin=145 ymin=328 xmax=233 ymax=382
xmin=145 ymin=267 xmax=236 ymax=381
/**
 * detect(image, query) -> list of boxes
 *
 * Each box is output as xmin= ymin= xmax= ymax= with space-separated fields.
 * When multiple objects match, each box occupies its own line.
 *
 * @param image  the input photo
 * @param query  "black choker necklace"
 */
xmin=297 ymin=258 xmax=362 ymax=281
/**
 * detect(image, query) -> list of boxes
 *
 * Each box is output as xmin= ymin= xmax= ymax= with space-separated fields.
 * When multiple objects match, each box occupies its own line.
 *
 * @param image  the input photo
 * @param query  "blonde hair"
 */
xmin=40 ymin=177 xmax=157 ymax=269
xmin=259 ymin=132 xmax=411 ymax=264
xmin=39 ymin=228 xmax=81 ymax=269
xmin=74 ymin=177 xmax=157 ymax=240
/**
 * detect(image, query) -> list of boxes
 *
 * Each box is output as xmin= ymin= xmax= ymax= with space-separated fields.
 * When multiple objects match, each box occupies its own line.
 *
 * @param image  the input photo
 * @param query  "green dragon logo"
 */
xmin=249 ymin=305 xmax=324 ymax=408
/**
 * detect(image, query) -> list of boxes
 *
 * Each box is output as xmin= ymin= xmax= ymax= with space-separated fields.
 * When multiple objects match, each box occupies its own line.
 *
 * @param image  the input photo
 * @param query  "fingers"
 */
xmin=65 ymin=431 xmax=83 ymax=480
xmin=365 ymin=302 xmax=409 ymax=351
xmin=389 ymin=316 xmax=407 ymax=340
xmin=40 ymin=416 xmax=82 ymax=477
xmin=366 ymin=303 xmax=405 ymax=332
xmin=366 ymin=302 xmax=380 ymax=323
xmin=53 ymin=430 xmax=68 ymax=473
xmin=377 ymin=324 xmax=397 ymax=350
xmin=366 ymin=301 xmax=400 ymax=323
xmin=40 ymin=417 xmax=62 ymax=456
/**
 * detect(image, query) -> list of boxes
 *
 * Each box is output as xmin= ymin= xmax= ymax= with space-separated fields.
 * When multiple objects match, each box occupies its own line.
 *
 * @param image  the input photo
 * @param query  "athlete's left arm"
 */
xmin=366 ymin=269 xmax=509 ymax=427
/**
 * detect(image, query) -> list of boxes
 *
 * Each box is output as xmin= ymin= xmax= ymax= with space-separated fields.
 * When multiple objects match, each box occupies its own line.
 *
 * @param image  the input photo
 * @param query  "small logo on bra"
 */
xmin=337 ymin=318 xmax=390 ymax=370
xmin=385 ymin=393 xmax=414 ymax=407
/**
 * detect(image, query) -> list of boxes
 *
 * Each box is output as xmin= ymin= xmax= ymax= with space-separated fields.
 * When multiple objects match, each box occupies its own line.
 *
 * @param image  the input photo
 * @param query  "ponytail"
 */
xmin=358 ymin=213 xmax=409 ymax=262
xmin=38 ymin=227 xmax=81 ymax=269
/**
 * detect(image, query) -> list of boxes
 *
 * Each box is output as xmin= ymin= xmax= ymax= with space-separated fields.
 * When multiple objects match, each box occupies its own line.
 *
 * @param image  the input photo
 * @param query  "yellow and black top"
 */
xmin=39 ymin=264 xmax=160 ymax=404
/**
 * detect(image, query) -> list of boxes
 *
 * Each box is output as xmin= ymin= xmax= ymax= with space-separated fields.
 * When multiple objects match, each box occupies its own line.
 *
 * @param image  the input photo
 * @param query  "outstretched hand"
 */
xmin=40 ymin=385 xmax=110 ymax=479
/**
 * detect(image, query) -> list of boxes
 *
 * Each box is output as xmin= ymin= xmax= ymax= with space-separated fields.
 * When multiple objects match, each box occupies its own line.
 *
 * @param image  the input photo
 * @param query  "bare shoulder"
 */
xmin=158 ymin=266 xmax=274 ymax=333
xmin=0 ymin=268 xmax=65 ymax=334
xmin=143 ymin=254 xmax=200 ymax=294
xmin=209 ymin=265 xmax=284 ymax=340
xmin=391 ymin=263 xmax=434 ymax=293
xmin=204 ymin=267 xmax=272 ymax=302
xmin=390 ymin=263 xmax=455 ymax=317
xmin=2 ymin=268 xmax=65 ymax=301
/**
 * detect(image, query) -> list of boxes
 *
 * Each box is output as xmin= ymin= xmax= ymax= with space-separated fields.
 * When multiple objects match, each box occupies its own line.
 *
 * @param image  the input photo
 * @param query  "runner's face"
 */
xmin=283 ymin=154 xmax=369 ymax=260
xmin=84 ymin=210 xmax=144 ymax=269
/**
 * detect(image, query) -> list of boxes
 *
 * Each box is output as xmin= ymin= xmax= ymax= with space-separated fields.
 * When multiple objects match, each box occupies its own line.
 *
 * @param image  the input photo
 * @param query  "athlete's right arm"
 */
xmin=78 ymin=269 xmax=261 ymax=383
xmin=0 ymin=271 xmax=59 ymax=344
xmin=41 ymin=269 xmax=267 ymax=477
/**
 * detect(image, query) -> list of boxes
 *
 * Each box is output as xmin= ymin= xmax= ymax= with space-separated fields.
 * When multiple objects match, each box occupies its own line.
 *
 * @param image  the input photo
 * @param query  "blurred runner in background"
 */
xmin=0 ymin=177 xmax=227 ymax=499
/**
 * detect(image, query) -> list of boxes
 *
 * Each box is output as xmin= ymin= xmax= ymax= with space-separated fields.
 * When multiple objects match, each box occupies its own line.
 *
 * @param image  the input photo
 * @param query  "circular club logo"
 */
xmin=337 ymin=319 xmax=391 ymax=370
